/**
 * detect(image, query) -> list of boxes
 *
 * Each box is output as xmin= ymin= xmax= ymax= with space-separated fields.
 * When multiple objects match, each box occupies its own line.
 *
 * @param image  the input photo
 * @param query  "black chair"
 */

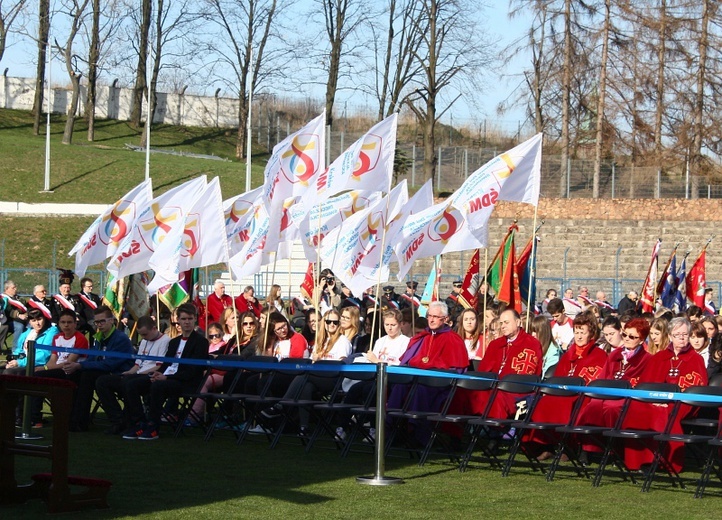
xmin=697 ymin=411 xmax=722 ymax=498
xmin=594 ymin=382 xmax=679 ymax=488
xmin=547 ymin=379 xmax=632 ymax=482
xmin=503 ymin=376 xmax=585 ymax=477
xmin=680 ymin=373 xmax=722 ymax=433
xmin=419 ymin=371 xmax=497 ymax=467
xmin=646 ymin=385 xmax=722 ymax=493
xmin=461 ymin=374 xmax=541 ymax=472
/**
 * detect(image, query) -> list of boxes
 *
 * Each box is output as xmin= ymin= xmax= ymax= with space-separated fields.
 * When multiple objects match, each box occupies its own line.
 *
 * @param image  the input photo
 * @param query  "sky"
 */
xmin=1 ymin=2 xmax=532 ymax=131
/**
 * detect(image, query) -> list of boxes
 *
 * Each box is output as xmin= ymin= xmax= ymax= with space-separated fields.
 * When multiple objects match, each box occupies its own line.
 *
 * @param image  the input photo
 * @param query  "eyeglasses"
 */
xmin=672 ymin=333 xmax=690 ymax=339
xmin=274 ymin=324 xmax=288 ymax=333
xmin=341 ymin=315 xmax=351 ymax=320
xmin=95 ymin=318 xmax=114 ymax=324
xmin=39 ymin=289 xmax=47 ymax=293
xmin=242 ymin=321 xmax=256 ymax=326
xmin=171 ymin=322 xmax=179 ymax=326
xmin=427 ymin=314 xmax=444 ymax=320
xmin=208 ymin=333 xmax=222 ymax=339
xmin=325 ymin=319 xmax=340 ymax=325
xmin=621 ymin=332 xmax=640 ymax=340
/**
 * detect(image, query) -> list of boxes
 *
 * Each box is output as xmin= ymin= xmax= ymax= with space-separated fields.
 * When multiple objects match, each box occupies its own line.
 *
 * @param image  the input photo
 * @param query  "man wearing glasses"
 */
xmin=77 ymin=277 xmax=102 ymax=336
xmin=95 ymin=315 xmax=170 ymax=434
xmin=27 ymin=285 xmax=53 ymax=323
xmin=54 ymin=305 xmax=135 ymax=432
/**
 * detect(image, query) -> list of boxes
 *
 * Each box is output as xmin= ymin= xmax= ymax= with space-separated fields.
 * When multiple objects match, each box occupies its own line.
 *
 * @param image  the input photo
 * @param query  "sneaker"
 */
xmin=31 ymin=422 xmax=44 ymax=429
xmin=335 ymin=427 xmax=346 ymax=442
xmin=363 ymin=428 xmax=376 ymax=443
xmin=502 ymin=427 xmax=516 ymax=441
xmin=248 ymin=424 xmax=272 ymax=435
xmin=297 ymin=426 xmax=310 ymax=438
xmin=260 ymin=405 xmax=281 ymax=419
xmin=183 ymin=418 xmax=200 ymax=428
xmin=139 ymin=425 xmax=160 ymax=441
xmin=122 ymin=423 xmax=145 ymax=440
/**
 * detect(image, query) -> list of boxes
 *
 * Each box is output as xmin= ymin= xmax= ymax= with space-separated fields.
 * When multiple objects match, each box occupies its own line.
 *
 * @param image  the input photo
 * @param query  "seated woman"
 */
xmin=530 ymin=315 xmax=562 ymax=379
xmin=456 ymin=308 xmax=483 ymax=361
xmin=340 ymin=306 xmax=362 ymax=353
xmin=354 ymin=310 xmax=383 ymax=353
xmin=689 ymin=320 xmax=710 ymax=366
xmin=206 ymin=322 xmax=226 ymax=354
xmin=648 ymin=317 xmax=670 ymax=355
xmin=599 ymin=316 xmax=623 ymax=353
xmin=300 ymin=308 xmax=320 ymax=350
xmin=621 ymin=317 xmax=707 ymax=473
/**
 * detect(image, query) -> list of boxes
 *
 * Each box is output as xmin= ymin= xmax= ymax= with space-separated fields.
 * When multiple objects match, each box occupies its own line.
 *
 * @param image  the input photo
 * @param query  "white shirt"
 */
xmin=371 ymin=334 xmax=409 ymax=365
xmin=164 ymin=337 xmax=187 ymax=376
xmin=136 ymin=333 xmax=170 ymax=374
xmin=552 ymin=320 xmax=574 ymax=351
xmin=318 ymin=335 xmax=352 ymax=360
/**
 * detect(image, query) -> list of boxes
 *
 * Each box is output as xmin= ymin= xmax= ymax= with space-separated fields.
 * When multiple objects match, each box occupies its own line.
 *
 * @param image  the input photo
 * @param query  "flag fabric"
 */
xmin=157 ymin=269 xmax=195 ymax=311
xmin=125 ymin=272 xmax=151 ymax=320
xmin=102 ymin=274 xmax=126 ymax=319
xmin=458 ymin=249 xmax=480 ymax=309
xmin=300 ymin=263 xmax=315 ymax=300
xmin=494 ymin=230 xmax=519 ymax=311
xmin=517 ymin=236 xmax=539 ymax=312
xmin=107 ymin=176 xmax=207 ymax=278
xmin=70 ymin=179 xmax=153 ymax=277
xmin=639 ymin=239 xmax=661 ymax=313
xmin=450 ymin=134 xmax=542 ymax=240
xmin=297 ymin=190 xmax=382 ymax=262
xmin=486 ymin=223 xmax=517 ymax=296
xmin=227 ymin=198 xmax=271 ymax=280
xmin=264 ymin=195 xmax=304 ymax=259
xmin=148 ymin=177 xmax=228 ymax=293
xmin=319 ymin=181 xmax=409 ymax=297
xmin=301 ymin=113 xmax=396 ymax=212
xmin=658 ymin=249 xmax=678 ymax=309
xmin=392 ymin=199 xmax=487 ymax=281
xmin=674 ymin=256 xmax=687 ymax=312
xmin=687 ymin=248 xmax=706 ymax=308
xmin=223 ymin=186 xmax=265 ymax=256
xmin=418 ymin=256 xmax=441 ymax=318
xmin=262 ymin=113 xmax=325 ymax=207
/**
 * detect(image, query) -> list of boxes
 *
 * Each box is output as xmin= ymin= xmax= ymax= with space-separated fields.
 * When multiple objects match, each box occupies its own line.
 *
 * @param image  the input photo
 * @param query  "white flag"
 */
xmin=70 ymin=179 xmax=153 ymax=277
xmin=393 ymin=199 xmax=487 ymax=281
xmin=450 ymin=133 xmax=542 ymax=236
xmin=148 ymin=177 xmax=228 ymax=292
xmin=297 ymin=190 xmax=382 ymax=262
xmin=223 ymin=186 xmax=265 ymax=256
xmin=263 ymin=195 xmax=303 ymax=259
xmin=301 ymin=113 xmax=396 ymax=212
xmin=263 ymin=112 xmax=326 ymax=207
xmin=320 ymin=181 xmax=408 ymax=296
xmin=107 ymin=176 xmax=207 ymax=278
xmin=227 ymin=197 xmax=271 ymax=280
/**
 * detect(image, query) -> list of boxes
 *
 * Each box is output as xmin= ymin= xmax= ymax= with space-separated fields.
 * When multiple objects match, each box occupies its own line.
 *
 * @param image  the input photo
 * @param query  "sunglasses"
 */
xmin=621 ymin=332 xmax=639 ymax=340
xmin=242 ymin=321 xmax=256 ymax=326
xmin=208 ymin=333 xmax=222 ymax=339
xmin=325 ymin=319 xmax=340 ymax=325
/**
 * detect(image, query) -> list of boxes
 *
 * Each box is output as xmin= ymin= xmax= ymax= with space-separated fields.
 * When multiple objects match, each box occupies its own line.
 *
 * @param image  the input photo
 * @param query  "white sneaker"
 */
xmin=363 ymin=428 xmax=376 ymax=443
xmin=248 ymin=424 xmax=271 ymax=435
xmin=335 ymin=427 xmax=346 ymax=441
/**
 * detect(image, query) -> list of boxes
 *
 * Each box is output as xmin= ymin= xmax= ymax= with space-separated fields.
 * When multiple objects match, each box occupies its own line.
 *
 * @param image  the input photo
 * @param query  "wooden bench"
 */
xmin=0 ymin=374 xmax=111 ymax=513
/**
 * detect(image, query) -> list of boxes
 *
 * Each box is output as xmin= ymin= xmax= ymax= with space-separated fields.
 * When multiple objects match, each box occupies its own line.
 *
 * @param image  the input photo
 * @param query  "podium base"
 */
xmin=356 ymin=475 xmax=404 ymax=486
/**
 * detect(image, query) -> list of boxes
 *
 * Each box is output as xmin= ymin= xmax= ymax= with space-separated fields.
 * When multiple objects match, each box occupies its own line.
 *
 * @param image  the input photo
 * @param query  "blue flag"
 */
xmin=674 ymin=257 xmax=687 ymax=312
xmin=659 ymin=253 xmax=677 ymax=309
xmin=519 ymin=237 xmax=539 ymax=312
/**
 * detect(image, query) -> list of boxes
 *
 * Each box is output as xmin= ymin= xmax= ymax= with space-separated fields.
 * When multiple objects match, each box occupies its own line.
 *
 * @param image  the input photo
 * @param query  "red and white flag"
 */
xmin=639 ymin=238 xmax=661 ymax=313
xmin=458 ymin=249 xmax=480 ymax=309
xmin=70 ymin=179 xmax=153 ymax=276
xmin=223 ymin=186 xmax=265 ymax=256
xmin=687 ymin=248 xmax=707 ymax=308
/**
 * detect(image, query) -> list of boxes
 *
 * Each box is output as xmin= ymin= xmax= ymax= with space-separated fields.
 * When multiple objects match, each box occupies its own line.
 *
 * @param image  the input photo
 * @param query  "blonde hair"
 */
xmin=315 ymin=309 xmax=343 ymax=358
xmin=340 ymin=306 xmax=360 ymax=340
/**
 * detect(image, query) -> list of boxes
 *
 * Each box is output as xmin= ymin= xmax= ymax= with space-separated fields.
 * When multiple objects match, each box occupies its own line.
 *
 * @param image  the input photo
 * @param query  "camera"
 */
xmin=5 ymin=353 xmax=25 ymax=362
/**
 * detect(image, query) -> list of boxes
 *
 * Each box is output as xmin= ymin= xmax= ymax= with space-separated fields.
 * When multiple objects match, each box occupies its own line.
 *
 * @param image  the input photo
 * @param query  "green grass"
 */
xmin=0 ymin=108 xmax=266 ymax=204
xmin=5 ymin=421 xmax=720 ymax=519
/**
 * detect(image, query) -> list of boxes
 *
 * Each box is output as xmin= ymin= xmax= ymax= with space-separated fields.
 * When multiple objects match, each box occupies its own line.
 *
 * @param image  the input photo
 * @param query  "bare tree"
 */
xmin=203 ymin=0 xmax=283 ymax=159
xmin=57 ymin=0 xmax=90 ymax=145
xmin=129 ymin=0 xmax=152 ymax=128
xmin=591 ymin=0 xmax=611 ymax=198
xmin=32 ymin=0 xmax=50 ymax=135
xmin=690 ymin=0 xmax=712 ymax=199
xmin=404 ymin=0 xmax=494 ymax=183
xmin=0 ymin=0 xmax=27 ymax=62
xmin=85 ymin=0 xmax=100 ymax=141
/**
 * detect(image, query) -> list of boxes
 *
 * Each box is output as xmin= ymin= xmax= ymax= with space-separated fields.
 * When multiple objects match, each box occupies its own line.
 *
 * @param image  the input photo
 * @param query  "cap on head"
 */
xmin=58 ymin=269 xmax=74 ymax=287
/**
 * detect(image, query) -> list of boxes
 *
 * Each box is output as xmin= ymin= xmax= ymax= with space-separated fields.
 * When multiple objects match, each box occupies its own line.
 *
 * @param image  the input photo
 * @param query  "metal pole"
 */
xmin=566 ymin=158 xmax=571 ymax=198
xmin=464 ymin=148 xmax=468 ymax=179
xmin=411 ymin=144 xmax=416 ymax=187
xmin=245 ymin=47 xmax=253 ymax=193
xmin=614 ymin=245 xmax=622 ymax=304
xmin=42 ymin=31 xmax=52 ymax=193
xmin=144 ymin=47 xmax=151 ymax=182
xmin=656 ymin=169 xmax=661 ymax=199
xmin=16 ymin=340 xmax=43 ymax=440
xmin=685 ymin=158 xmax=690 ymax=199
xmin=436 ymin=146 xmax=441 ymax=190
xmin=562 ymin=247 xmax=570 ymax=291
xmin=357 ymin=363 xmax=403 ymax=486
xmin=611 ymin=162 xmax=615 ymax=198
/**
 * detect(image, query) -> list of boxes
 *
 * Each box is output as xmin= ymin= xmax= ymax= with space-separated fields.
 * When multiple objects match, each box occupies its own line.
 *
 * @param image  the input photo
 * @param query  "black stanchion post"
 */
xmin=16 ymin=340 xmax=43 ymax=440
xmin=357 ymin=362 xmax=403 ymax=486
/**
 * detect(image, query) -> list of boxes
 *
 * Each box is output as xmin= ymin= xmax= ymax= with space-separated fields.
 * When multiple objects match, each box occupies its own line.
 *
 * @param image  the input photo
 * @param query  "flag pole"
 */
xmin=263 ymin=252 xmax=279 ymax=348
xmin=639 ymin=238 xmax=661 ymax=311
xmin=482 ymin=247 xmax=488 ymax=347
xmin=225 ymin=263 xmax=241 ymax=355
xmin=288 ymin=255 xmax=293 ymax=317
xmin=204 ymin=266 xmax=209 ymax=332
xmin=525 ymin=208 xmax=540 ymax=331
xmin=370 ymin=195 xmax=393 ymax=351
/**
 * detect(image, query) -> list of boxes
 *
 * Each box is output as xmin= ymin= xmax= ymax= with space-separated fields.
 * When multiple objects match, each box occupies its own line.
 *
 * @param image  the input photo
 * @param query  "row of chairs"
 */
xmin=167 ymin=358 xmax=722 ymax=497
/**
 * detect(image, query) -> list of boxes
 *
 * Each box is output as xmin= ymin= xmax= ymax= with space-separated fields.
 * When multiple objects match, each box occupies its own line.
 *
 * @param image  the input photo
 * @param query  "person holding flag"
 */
xmin=445 ymin=280 xmax=465 ymax=325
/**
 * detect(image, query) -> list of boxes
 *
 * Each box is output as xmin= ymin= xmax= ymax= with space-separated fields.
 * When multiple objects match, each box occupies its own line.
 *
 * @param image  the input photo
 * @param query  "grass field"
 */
xmin=4 ymin=419 xmax=720 ymax=519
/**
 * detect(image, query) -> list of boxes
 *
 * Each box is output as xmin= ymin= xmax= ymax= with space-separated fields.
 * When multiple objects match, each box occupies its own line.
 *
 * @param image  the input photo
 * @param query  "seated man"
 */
xmin=122 ymin=303 xmax=209 ymax=441
xmin=95 ymin=315 xmax=170 ymax=434
xmin=55 ymin=305 xmax=135 ymax=432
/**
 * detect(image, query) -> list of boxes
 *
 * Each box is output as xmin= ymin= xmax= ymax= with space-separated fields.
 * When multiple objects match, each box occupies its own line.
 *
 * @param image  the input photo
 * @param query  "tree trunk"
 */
xmin=140 ymin=0 xmax=165 ymax=148
xmin=691 ymin=0 xmax=709 ymax=200
xmin=592 ymin=0 xmax=610 ymax=199
xmin=559 ymin=0 xmax=572 ymax=197
xmin=654 ymin=0 xmax=666 ymax=163
xmin=130 ymin=0 xmax=152 ymax=129
xmin=324 ymin=0 xmax=347 ymax=129
xmin=423 ymin=0 xmax=438 ymax=183
xmin=62 ymin=74 xmax=81 ymax=144
xmin=86 ymin=0 xmax=100 ymax=141
xmin=32 ymin=0 xmax=50 ymax=136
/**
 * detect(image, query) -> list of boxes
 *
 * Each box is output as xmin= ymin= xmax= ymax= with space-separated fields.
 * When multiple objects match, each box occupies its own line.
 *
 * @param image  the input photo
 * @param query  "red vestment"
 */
xmin=206 ymin=293 xmax=232 ymax=324
xmin=622 ymin=344 xmax=707 ymax=471
xmin=234 ymin=295 xmax=262 ymax=318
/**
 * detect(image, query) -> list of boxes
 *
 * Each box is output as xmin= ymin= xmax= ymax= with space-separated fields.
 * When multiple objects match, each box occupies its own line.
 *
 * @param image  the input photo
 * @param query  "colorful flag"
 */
xmin=517 ymin=236 xmax=539 ymax=312
xmin=70 ymin=179 xmax=153 ymax=277
xmin=639 ymin=239 xmax=661 ymax=313
xmin=262 ymin=113 xmax=325 ymax=207
xmin=674 ymin=256 xmax=687 ymax=313
xmin=227 ymin=199 xmax=271 ymax=280
xmin=658 ymin=248 xmax=678 ymax=309
xmin=102 ymin=274 xmax=126 ymax=319
xmin=450 ymin=134 xmax=542 ymax=240
xmin=418 ymin=256 xmax=441 ymax=318
xmin=458 ymin=249 xmax=480 ymax=309
xmin=494 ymin=229 xmax=518 ymax=310
xmin=320 ymin=181 xmax=408 ymax=296
xmin=157 ymin=269 xmax=195 ymax=311
xmin=148 ymin=177 xmax=228 ymax=292
xmin=107 ymin=176 xmax=207 ymax=278
xmin=125 ymin=272 xmax=151 ymax=320
xmin=486 ymin=223 xmax=517 ymax=296
xmin=223 ymin=186 xmax=265 ymax=256
xmin=297 ymin=190 xmax=382 ymax=262
xmin=301 ymin=113 xmax=396 ymax=211
xmin=687 ymin=248 xmax=706 ymax=308
xmin=300 ymin=263 xmax=315 ymax=300
xmin=392 ymin=199 xmax=486 ymax=281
